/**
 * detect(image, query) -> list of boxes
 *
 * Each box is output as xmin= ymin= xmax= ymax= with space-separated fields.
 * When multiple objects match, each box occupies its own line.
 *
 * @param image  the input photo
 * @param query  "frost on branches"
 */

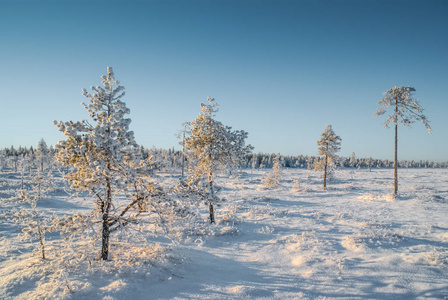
xmin=54 ymin=67 xmax=169 ymax=260
xmin=263 ymin=154 xmax=282 ymax=188
xmin=14 ymin=190 xmax=54 ymax=259
xmin=36 ymin=138 xmax=49 ymax=172
xmin=375 ymin=86 xmax=431 ymax=195
xmin=375 ymin=87 xmax=430 ymax=132
xmin=317 ymin=125 xmax=341 ymax=189
xmin=182 ymin=97 xmax=252 ymax=224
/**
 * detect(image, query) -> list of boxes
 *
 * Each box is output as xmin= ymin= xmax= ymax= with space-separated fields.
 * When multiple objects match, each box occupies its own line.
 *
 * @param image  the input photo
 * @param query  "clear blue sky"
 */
xmin=1 ymin=0 xmax=447 ymax=162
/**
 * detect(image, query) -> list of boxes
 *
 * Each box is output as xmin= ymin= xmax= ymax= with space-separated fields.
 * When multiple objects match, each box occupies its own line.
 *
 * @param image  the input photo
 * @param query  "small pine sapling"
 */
xmin=263 ymin=154 xmax=282 ymax=188
xmin=14 ymin=190 xmax=53 ymax=259
xmin=292 ymin=178 xmax=301 ymax=192
xmin=349 ymin=152 xmax=357 ymax=169
xmin=36 ymin=138 xmax=49 ymax=172
xmin=176 ymin=121 xmax=191 ymax=179
xmin=29 ymin=169 xmax=56 ymax=200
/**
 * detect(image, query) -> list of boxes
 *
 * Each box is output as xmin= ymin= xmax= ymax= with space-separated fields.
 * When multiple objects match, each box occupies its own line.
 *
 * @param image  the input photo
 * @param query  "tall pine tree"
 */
xmin=54 ymin=67 xmax=155 ymax=260
xmin=375 ymin=86 xmax=430 ymax=194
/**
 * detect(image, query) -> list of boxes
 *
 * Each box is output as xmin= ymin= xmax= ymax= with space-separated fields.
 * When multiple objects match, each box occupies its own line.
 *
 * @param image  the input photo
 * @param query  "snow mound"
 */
xmin=341 ymin=235 xmax=366 ymax=253
xmin=357 ymin=193 xmax=395 ymax=202
xmin=100 ymin=280 xmax=126 ymax=292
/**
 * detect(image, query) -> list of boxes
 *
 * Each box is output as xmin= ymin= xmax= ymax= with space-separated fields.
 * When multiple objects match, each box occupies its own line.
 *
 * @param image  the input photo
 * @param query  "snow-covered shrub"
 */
xmin=263 ymin=154 xmax=282 ymax=188
xmin=13 ymin=190 xmax=54 ymax=259
xmin=36 ymin=138 xmax=49 ymax=172
xmin=292 ymin=178 xmax=301 ymax=191
xmin=29 ymin=169 xmax=57 ymax=200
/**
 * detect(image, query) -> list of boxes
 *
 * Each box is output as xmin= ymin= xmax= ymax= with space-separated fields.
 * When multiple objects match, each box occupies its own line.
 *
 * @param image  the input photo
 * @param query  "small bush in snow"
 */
xmin=263 ymin=154 xmax=282 ymax=188
xmin=14 ymin=190 xmax=54 ymax=259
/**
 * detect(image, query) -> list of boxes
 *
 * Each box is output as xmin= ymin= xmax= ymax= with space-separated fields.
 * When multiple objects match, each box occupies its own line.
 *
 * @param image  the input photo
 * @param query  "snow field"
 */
xmin=1 ymin=168 xmax=448 ymax=299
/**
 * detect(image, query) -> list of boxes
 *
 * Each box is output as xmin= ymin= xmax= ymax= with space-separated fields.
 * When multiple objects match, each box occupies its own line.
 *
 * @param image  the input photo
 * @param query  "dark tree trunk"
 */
xmin=394 ymin=96 xmax=398 ymax=195
xmin=101 ymin=213 xmax=110 ymax=260
xmin=323 ymin=144 xmax=328 ymax=189
xmin=101 ymin=94 xmax=113 ymax=261
xmin=181 ymin=130 xmax=185 ymax=179
xmin=35 ymin=210 xmax=45 ymax=259
xmin=394 ymin=123 xmax=398 ymax=195
xmin=208 ymin=154 xmax=215 ymax=224
xmin=101 ymin=177 xmax=111 ymax=260
xmin=209 ymin=202 xmax=215 ymax=224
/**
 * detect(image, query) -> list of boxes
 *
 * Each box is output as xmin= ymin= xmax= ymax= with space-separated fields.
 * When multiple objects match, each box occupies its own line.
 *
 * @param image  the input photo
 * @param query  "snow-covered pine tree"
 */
xmin=317 ymin=125 xmax=341 ymax=189
xmin=0 ymin=149 xmax=7 ymax=172
xmin=177 ymin=121 xmax=191 ymax=179
xmin=306 ymin=156 xmax=314 ymax=170
xmin=263 ymin=154 xmax=282 ymax=187
xmin=54 ymin=67 xmax=160 ymax=260
xmin=29 ymin=169 xmax=56 ymax=200
xmin=375 ymin=86 xmax=431 ymax=195
xmin=349 ymin=152 xmax=357 ymax=168
xmin=15 ymin=190 xmax=53 ymax=259
xmin=367 ymin=157 xmax=372 ymax=172
xmin=183 ymin=97 xmax=252 ymax=224
xmin=36 ymin=138 xmax=49 ymax=172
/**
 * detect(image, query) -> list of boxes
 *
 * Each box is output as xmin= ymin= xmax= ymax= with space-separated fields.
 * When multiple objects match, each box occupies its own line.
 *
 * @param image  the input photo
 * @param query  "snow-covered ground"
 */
xmin=1 ymin=168 xmax=448 ymax=299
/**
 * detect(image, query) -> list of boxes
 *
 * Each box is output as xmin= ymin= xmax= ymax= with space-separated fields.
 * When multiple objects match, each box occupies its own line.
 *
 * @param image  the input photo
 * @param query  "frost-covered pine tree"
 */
xmin=317 ymin=125 xmax=341 ymax=189
xmin=14 ymin=190 xmax=53 ymax=259
xmin=183 ymin=97 xmax=252 ymax=223
xmin=367 ymin=157 xmax=372 ymax=172
xmin=263 ymin=154 xmax=282 ymax=187
xmin=349 ymin=152 xmax=357 ymax=168
xmin=375 ymin=86 xmax=431 ymax=195
xmin=36 ymin=138 xmax=49 ymax=172
xmin=0 ymin=149 xmax=7 ymax=172
xmin=177 ymin=121 xmax=191 ymax=179
xmin=29 ymin=169 xmax=56 ymax=200
xmin=54 ymin=67 xmax=157 ymax=260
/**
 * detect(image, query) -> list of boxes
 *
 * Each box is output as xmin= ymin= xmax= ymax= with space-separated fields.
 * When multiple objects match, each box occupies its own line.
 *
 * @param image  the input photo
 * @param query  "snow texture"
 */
xmin=1 ymin=168 xmax=448 ymax=299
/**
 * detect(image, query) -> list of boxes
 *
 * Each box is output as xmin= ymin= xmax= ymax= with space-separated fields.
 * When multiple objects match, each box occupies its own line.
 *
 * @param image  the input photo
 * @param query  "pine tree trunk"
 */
xmin=101 ymin=177 xmax=111 ymax=260
xmin=101 ymin=93 xmax=113 ymax=261
xmin=394 ymin=123 xmax=398 ymax=195
xmin=323 ymin=152 xmax=328 ymax=189
xmin=394 ymin=96 xmax=398 ymax=195
xmin=208 ymin=154 xmax=215 ymax=224
xmin=101 ymin=213 xmax=110 ymax=260
xmin=34 ymin=209 xmax=45 ymax=259
xmin=181 ymin=131 xmax=185 ymax=179
xmin=209 ymin=202 xmax=215 ymax=224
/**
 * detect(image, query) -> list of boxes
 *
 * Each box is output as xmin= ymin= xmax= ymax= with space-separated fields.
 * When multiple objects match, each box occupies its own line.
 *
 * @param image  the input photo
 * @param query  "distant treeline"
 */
xmin=1 ymin=145 xmax=447 ymax=171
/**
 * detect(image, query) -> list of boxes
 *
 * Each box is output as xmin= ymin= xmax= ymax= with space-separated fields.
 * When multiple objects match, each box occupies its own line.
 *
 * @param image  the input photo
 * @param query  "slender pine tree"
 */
xmin=375 ymin=86 xmax=430 ymax=194
xmin=317 ymin=125 xmax=341 ymax=189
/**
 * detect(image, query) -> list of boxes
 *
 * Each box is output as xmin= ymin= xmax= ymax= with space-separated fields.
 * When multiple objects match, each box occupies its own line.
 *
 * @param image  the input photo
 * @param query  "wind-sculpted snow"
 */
xmin=1 ymin=168 xmax=448 ymax=299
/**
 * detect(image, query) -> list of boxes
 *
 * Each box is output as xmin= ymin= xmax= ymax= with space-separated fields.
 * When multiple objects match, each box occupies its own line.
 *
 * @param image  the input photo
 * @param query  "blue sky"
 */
xmin=1 ymin=0 xmax=447 ymax=161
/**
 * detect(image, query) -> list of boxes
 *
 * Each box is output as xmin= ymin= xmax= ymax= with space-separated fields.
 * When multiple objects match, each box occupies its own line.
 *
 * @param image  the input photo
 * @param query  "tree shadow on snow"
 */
xmin=92 ymin=247 xmax=307 ymax=299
